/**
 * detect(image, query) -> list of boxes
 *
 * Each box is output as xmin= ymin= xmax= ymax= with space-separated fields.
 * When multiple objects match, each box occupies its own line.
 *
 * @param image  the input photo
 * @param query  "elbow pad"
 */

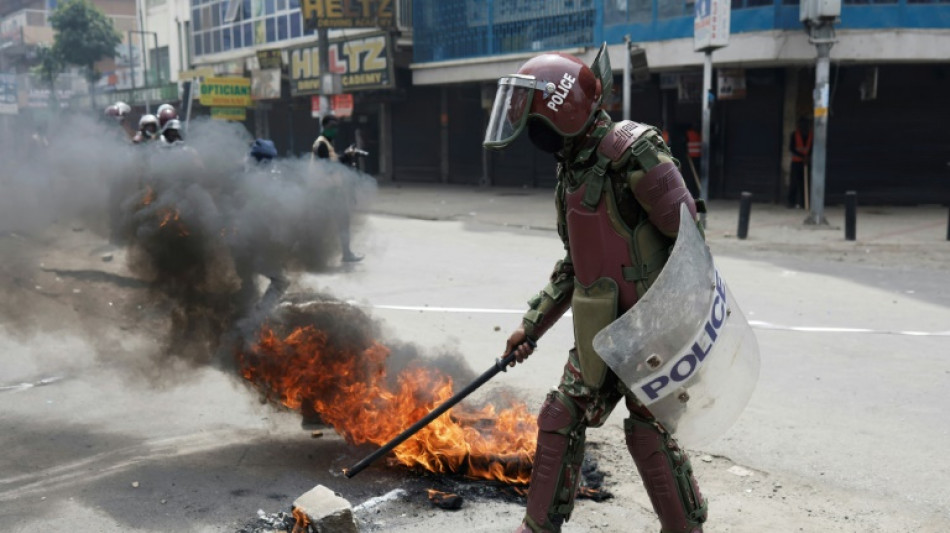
xmin=633 ymin=161 xmax=698 ymax=237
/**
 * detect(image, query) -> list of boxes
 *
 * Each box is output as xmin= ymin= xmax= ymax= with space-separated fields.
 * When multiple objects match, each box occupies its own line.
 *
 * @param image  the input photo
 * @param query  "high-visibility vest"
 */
xmin=791 ymin=130 xmax=813 ymax=163
xmin=686 ymin=129 xmax=701 ymax=158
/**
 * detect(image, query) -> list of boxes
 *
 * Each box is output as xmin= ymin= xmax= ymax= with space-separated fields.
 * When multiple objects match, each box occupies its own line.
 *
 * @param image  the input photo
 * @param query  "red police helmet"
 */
xmin=157 ymin=104 xmax=179 ymax=129
xmin=484 ymin=52 xmax=603 ymax=149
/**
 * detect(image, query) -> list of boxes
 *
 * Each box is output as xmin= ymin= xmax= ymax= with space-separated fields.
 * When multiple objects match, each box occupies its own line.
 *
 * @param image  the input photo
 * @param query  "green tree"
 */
xmin=48 ymin=0 xmax=122 ymax=104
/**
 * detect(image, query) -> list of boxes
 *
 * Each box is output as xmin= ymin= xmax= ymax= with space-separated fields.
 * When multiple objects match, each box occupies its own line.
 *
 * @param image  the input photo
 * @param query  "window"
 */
xmin=194 ymin=33 xmax=203 ymax=55
xmin=223 ymin=27 xmax=232 ymax=50
xmin=193 ymin=9 xmax=201 ymax=30
xmin=212 ymin=1 xmax=222 ymax=26
xmin=149 ymin=46 xmax=171 ymax=84
xmin=225 ymin=0 xmax=242 ymax=22
xmin=658 ymin=0 xmax=688 ymax=18
xmin=233 ymin=25 xmax=243 ymax=47
xmin=243 ymin=22 xmax=253 ymax=45
xmin=278 ymin=14 xmax=288 ymax=40
xmin=266 ymin=16 xmax=276 ymax=41
xmin=290 ymin=11 xmax=302 ymax=37
xmin=203 ymin=31 xmax=212 ymax=54
xmin=265 ymin=0 xmax=275 ymax=14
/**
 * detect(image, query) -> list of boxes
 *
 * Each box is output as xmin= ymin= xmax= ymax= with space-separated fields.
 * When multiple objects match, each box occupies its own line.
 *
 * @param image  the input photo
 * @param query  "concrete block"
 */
xmin=293 ymin=485 xmax=359 ymax=533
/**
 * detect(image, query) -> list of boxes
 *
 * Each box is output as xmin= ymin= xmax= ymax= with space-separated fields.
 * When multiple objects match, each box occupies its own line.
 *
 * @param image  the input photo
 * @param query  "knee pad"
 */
xmin=524 ymin=392 xmax=586 ymax=532
xmin=624 ymin=416 xmax=707 ymax=533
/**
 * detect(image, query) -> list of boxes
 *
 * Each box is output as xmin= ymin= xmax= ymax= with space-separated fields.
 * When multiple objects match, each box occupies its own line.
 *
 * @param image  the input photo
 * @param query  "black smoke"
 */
xmin=117 ymin=117 xmax=376 ymax=369
xmin=0 ymin=112 xmax=376 ymax=372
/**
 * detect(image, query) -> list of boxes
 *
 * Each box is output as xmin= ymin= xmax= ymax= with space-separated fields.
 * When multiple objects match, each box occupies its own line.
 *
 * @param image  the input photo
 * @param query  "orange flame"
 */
xmin=141 ymin=186 xmax=155 ymax=206
xmin=239 ymin=324 xmax=538 ymax=485
xmin=157 ymin=208 xmax=189 ymax=236
xmin=290 ymin=507 xmax=310 ymax=533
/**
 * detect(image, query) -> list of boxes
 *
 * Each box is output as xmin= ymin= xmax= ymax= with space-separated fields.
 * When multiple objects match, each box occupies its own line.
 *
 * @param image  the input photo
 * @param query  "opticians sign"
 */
xmin=289 ymin=32 xmax=394 ymax=96
xmin=211 ymin=106 xmax=247 ymax=121
xmin=200 ymin=77 xmax=251 ymax=107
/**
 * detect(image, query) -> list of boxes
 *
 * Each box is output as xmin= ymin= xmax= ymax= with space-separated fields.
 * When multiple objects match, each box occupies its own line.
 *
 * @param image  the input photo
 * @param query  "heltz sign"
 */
xmin=300 ymin=0 xmax=394 ymax=29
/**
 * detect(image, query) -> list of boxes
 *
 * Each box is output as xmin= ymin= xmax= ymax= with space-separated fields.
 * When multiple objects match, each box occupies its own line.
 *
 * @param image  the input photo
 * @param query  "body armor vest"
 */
xmin=558 ymin=119 xmax=674 ymax=389
xmin=564 ymin=181 xmax=640 ymax=312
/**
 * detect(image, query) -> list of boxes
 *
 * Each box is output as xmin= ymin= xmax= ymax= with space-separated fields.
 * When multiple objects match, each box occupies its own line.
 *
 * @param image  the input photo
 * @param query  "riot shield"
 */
xmin=592 ymin=204 xmax=760 ymax=446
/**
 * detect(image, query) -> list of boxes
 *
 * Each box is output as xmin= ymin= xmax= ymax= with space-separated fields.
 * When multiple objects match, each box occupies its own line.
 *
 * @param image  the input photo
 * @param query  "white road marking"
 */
xmin=342 ymin=302 xmax=950 ymax=337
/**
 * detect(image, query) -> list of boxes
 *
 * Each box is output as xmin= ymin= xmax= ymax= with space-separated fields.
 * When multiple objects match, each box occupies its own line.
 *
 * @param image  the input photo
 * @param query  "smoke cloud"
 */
xmin=0 ymin=112 xmax=377 ymax=375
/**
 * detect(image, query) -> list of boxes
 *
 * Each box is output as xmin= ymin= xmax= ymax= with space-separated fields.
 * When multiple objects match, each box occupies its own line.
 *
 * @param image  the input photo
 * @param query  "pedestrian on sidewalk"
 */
xmin=788 ymin=116 xmax=813 ymax=209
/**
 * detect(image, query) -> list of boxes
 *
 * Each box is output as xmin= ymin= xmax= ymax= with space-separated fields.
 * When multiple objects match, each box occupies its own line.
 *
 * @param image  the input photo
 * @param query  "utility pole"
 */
xmin=623 ymin=35 xmax=631 ymax=121
xmin=318 ymin=27 xmax=330 ymax=120
xmin=801 ymin=1 xmax=839 ymax=226
xmin=693 ymin=0 xmax=730 ymax=225
xmin=700 ymin=49 xmax=712 ymax=211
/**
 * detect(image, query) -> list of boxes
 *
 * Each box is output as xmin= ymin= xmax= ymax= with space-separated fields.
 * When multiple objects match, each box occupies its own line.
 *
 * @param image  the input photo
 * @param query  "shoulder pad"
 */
xmin=597 ymin=120 xmax=653 ymax=163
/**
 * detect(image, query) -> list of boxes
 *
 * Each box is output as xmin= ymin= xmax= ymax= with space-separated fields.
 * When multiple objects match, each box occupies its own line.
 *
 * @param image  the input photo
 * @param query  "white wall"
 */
xmin=142 ymin=0 xmax=190 ymax=82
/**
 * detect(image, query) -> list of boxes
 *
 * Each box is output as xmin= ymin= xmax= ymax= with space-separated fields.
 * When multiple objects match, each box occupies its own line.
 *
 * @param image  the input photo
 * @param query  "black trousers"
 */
xmin=788 ymin=161 xmax=807 ymax=207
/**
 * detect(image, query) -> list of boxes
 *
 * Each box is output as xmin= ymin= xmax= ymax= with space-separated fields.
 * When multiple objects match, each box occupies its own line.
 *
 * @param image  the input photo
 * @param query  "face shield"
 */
xmin=484 ymin=75 xmax=556 ymax=149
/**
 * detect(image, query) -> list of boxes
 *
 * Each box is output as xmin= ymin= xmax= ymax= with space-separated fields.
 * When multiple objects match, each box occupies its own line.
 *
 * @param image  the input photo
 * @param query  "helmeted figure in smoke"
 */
xmin=105 ymin=101 xmax=134 ymax=140
xmin=157 ymin=104 xmax=181 ymax=145
xmin=234 ymin=138 xmax=289 ymax=316
xmin=312 ymin=114 xmax=363 ymax=263
xmin=133 ymin=114 xmax=160 ymax=144
xmin=485 ymin=45 xmax=707 ymax=533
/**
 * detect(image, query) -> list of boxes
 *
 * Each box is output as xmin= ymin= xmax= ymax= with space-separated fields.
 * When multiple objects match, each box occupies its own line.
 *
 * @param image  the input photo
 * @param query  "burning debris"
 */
xmin=237 ymin=509 xmax=298 ymax=533
xmin=426 ymin=489 xmax=464 ymax=510
xmin=239 ymin=300 xmax=538 ymax=484
xmin=238 ymin=453 xmax=612 ymax=532
xmin=577 ymin=455 xmax=613 ymax=502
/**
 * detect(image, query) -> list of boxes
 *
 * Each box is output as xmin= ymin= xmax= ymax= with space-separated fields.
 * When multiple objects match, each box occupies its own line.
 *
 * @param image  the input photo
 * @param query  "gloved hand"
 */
xmin=503 ymin=327 xmax=535 ymax=367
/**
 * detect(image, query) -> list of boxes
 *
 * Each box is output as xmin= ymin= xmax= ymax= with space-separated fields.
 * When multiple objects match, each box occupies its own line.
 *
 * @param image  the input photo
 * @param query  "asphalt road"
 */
xmin=1 ymin=191 xmax=948 ymax=532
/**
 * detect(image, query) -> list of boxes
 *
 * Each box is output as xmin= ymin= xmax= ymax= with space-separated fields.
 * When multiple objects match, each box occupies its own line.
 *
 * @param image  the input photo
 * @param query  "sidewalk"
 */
xmin=367 ymin=182 xmax=950 ymax=248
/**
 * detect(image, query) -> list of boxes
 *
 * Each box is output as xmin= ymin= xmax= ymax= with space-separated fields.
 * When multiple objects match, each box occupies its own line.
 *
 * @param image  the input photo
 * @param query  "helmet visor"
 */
xmin=483 ymin=75 xmax=546 ymax=149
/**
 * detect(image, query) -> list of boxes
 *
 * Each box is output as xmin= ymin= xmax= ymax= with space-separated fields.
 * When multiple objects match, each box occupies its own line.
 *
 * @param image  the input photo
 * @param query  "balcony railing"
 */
xmin=414 ymin=0 xmax=598 ymax=63
xmin=414 ymin=0 xmax=950 ymax=63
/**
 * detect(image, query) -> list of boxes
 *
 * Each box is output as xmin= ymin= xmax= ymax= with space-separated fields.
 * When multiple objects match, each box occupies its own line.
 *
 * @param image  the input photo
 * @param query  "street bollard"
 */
xmin=737 ymin=192 xmax=752 ymax=240
xmin=844 ymin=191 xmax=857 ymax=241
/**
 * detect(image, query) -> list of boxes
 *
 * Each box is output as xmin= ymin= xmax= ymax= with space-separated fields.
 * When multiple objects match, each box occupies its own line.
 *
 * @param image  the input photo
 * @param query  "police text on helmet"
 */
xmin=546 ymin=73 xmax=576 ymax=112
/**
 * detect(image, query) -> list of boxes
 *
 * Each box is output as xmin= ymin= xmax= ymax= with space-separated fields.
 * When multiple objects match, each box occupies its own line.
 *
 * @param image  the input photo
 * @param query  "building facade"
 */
xmin=136 ymin=0 xmax=413 ymax=176
xmin=405 ymin=0 xmax=950 ymax=204
xmin=0 ymin=0 xmax=138 ymax=124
